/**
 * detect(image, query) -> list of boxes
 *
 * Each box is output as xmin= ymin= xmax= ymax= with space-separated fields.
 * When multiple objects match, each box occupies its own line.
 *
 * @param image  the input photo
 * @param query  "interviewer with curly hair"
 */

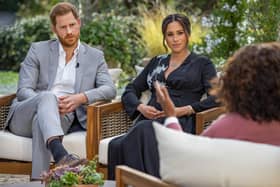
xmin=201 ymin=42 xmax=280 ymax=144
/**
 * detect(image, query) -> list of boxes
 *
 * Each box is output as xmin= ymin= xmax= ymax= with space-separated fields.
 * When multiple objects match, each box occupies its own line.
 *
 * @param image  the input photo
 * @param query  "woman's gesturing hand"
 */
xmin=154 ymin=81 xmax=176 ymax=117
xmin=154 ymin=81 xmax=195 ymax=117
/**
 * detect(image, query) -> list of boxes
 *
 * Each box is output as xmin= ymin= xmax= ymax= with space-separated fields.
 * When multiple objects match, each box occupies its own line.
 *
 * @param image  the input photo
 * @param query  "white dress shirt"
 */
xmin=51 ymin=41 xmax=80 ymax=97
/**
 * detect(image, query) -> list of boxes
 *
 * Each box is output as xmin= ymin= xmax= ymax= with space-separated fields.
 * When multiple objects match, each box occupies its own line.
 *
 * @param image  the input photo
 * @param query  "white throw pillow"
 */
xmin=134 ymin=65 xmax=144 ymax=76
xmin=134 ymin=65 xmax=151 ymax=104
xmin=153 ymin=122 xmax=280 ymax=187
xmin=108 ymin=68 xmax=122 ymax=84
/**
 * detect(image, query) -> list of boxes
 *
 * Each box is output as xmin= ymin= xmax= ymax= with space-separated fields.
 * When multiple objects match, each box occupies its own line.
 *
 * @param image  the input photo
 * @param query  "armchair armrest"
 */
xmin=195 ymin=106 xmax=226 ymax=134
xmin=86 ymin=100 xmax=132 ymax=159
xmin=116 ymin=165 xmax=176 ymax=187
xmin=0 ymin=93 xmax=16 ymax=130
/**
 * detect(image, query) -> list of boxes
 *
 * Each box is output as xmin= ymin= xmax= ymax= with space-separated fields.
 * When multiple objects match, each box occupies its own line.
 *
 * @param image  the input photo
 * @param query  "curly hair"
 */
xmin=214 ymin=42 xmax=280 ymax=122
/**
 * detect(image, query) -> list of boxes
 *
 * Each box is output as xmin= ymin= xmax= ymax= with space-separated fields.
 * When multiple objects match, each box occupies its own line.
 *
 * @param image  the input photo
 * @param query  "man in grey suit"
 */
xmin=5 ymin=2 xmax=116 ymax=180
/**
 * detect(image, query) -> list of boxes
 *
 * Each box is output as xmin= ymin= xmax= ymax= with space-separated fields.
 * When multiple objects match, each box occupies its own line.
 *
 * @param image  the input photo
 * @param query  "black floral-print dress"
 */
xmin=122 ymin=52 xmax=218 ymax=133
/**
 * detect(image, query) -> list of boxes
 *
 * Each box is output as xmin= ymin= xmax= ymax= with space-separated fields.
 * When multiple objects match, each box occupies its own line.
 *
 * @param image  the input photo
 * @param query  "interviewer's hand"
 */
xmin=154 ymin=81 xmax=194 ymax=117
xmin=154 ymin=81 xmax=176 ymax=117
xmin=58 ymin=93 xmax=88 ymax=115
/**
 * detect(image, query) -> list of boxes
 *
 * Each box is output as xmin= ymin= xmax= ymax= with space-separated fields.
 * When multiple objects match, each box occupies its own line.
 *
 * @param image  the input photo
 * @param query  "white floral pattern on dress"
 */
xmin=147 ymin=55 xmax=168 ymax=89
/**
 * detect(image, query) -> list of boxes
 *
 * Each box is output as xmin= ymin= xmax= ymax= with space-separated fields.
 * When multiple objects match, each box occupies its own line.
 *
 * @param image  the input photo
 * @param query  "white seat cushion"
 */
xmin=0 ymin=130 xmax=86 ymax=162
xmin=153 ymin=122 xmax=280 ymax=187
xmin=0 ymin=131 xmax=32 ymax=161
xmin=63 ymin=131 xmax=86 ymax=159
xmin=98 ymin=134 xmax=124 ymax=165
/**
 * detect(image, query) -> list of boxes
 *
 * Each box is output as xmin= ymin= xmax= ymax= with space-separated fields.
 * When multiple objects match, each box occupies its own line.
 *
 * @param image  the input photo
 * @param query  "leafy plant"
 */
xmin=137 ymin=4 xmax=172 ymax=57
xmin=42 ymin=158 xmax=104 ymax=187
xmin=81 ymin=11 xmax=146 ymax=75
xmin=194 ymin=0 xmax=280 ymax=67
xmin=194 ymin=0 xmax=247 ymax=67
xmin=0 ymin=15 xmax=52 ymax=71
xmin=245 ymin=0 xmax=280 ymax=43
xmin=0 ymin=12 xmax=145 ymax=78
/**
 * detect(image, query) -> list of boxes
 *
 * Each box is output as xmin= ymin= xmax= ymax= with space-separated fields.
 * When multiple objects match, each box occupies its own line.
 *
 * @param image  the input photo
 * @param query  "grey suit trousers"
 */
xmin=9 ymin=91 xmax=74 ymax=179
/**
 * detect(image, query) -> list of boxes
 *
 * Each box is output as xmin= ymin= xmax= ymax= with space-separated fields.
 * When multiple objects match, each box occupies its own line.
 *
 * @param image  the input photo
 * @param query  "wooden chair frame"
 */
xmin=0 ymin=93 xmax=104 ymax=175
xmin=116 ymin=165 xmax=177 ymax=187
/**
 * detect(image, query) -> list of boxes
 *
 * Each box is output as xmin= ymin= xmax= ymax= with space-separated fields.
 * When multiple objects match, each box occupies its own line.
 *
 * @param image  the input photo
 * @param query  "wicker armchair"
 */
xmin=0 ymin=93 xmax=105 ymax=175
xmin=90 ymin=100 xmax=225 ymax=178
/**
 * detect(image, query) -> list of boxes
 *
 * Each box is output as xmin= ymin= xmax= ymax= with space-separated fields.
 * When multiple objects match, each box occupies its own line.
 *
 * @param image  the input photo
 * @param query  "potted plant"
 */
xmin=41 ymin=158 xmax=104 ymax=187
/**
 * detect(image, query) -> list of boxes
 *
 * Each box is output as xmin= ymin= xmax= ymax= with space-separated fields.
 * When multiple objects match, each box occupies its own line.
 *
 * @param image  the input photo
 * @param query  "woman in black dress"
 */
xmin=108 ymin=13 xmax=218 ymax=179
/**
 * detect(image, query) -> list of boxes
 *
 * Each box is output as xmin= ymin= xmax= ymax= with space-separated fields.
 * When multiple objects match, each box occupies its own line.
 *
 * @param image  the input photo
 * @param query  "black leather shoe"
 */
xmin=56 ymin=154 xmax=87 ymax=167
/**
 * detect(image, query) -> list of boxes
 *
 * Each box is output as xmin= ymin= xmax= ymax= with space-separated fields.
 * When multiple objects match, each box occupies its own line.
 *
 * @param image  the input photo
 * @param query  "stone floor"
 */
xmin=0 ymin=174 xmax=30 ymax=185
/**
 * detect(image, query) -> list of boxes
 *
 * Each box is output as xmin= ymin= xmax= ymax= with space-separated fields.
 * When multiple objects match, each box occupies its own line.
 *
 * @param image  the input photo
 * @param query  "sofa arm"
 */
xmin=0 ymin=93 xmax=16 ymax=130
xmin=195 ymin=106 xmax=225 ymax=135
xmin=86 ymin=100 xmax=133 ymax=159
xmin=116 ymin=165 xmax=176 ymax=187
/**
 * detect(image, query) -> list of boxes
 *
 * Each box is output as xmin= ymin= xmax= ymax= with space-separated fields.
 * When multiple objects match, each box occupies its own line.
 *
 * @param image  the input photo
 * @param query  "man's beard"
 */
xmin=58 ymin=33 xmax=79 ymax=48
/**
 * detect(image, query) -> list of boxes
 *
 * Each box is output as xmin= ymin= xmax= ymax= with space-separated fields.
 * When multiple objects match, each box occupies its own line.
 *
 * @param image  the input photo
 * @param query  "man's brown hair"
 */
xmin=49 ymin=2 xmax=79 ymax=26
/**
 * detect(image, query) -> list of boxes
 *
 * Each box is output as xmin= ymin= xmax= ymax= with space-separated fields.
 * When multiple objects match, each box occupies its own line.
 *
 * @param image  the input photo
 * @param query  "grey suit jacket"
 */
xmin=7 ymin=39 xmax=116 ymax=129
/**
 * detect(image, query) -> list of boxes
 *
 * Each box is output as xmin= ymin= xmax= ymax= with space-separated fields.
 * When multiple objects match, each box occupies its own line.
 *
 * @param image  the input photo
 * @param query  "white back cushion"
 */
xmin=98 ymin=134 xmax=125 ymax=165
xmin=153 ymin=122 xmax=280 ymax=187
xmin=108 ymin=68 xmax=122 ymax=84
xmin=135 ymin=65 xmax=144 ymax=76
xmin=134 ymin=65 xmax=151 ymax=104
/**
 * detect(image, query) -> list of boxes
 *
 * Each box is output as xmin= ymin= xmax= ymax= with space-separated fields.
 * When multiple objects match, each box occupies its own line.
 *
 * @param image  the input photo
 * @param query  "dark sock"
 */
xmin=48 ymin=138 xmax=68 ymax=163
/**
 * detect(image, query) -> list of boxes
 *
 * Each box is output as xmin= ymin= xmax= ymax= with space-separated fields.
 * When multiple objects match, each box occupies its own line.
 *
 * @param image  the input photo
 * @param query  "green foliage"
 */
xmin=47 ymin=180 xmax=60 ymax=187
xmin=60 ymin=172 xmax=79 ymax=186
xmin=0 ymin=0 xmax=20 ymax=11
xmin=195 ymin=0 xmax=248 ymax=66
xmin=194 ymin=0 xmax=280 ymax=67
xmin=137 ymin=4 xmax=174 ymax=57
xmin=2 ymin=0 xmax=279 ymax=78
xmin=245 ymin=0 xmax=280 ymax=43
xmin=0 ymin=16 xmax=52 ymax=71
xmin=81 ymin=11 xmax=146 ymax=75
xmin=16 ymin=0 xmax=59 ymax=17
xmin=0 ymin=12 xmax=145 ymax=76
xmin=80 ymin=160 xmax=104 ymax=185
xmin=43 ymin=158 xmax=104 ymax=187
